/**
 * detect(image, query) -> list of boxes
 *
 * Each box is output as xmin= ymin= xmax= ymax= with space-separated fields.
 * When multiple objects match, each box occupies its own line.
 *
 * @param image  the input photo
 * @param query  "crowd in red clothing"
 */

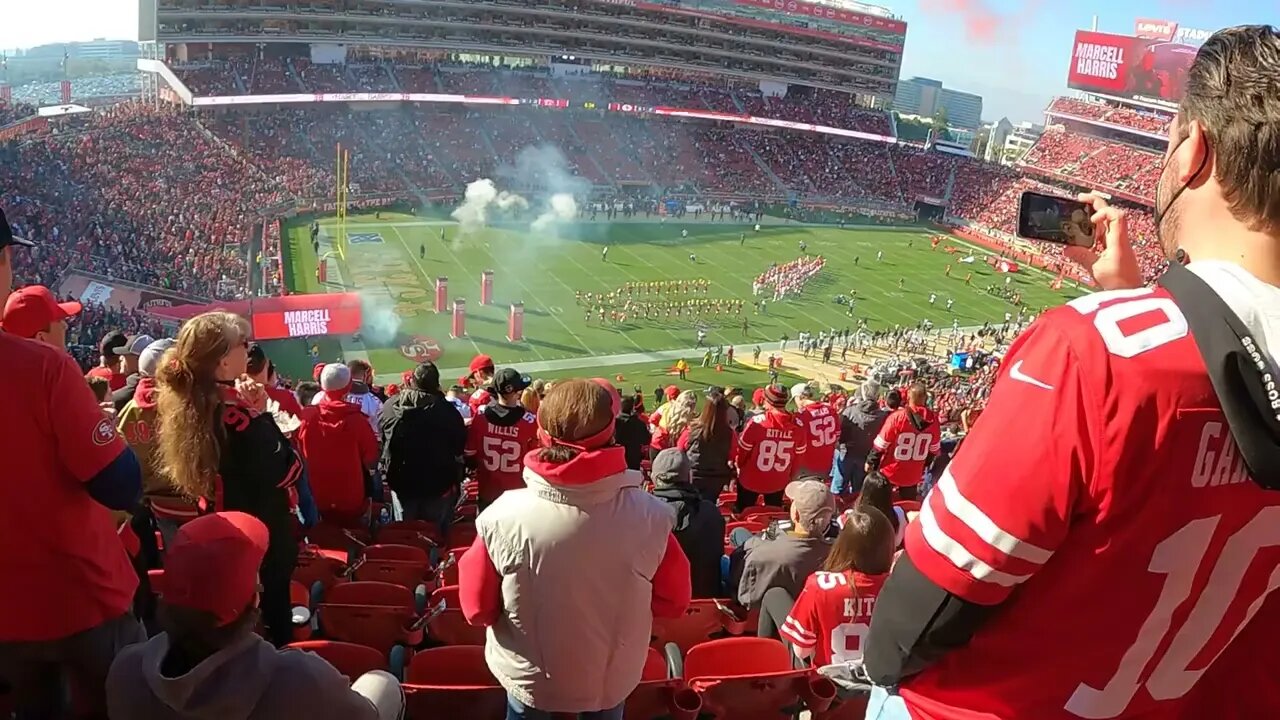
xmin=1047 ymin=96 xmax=1173 ymax=135
xmin=1021 ymin=127 xmax=1161 ymax=200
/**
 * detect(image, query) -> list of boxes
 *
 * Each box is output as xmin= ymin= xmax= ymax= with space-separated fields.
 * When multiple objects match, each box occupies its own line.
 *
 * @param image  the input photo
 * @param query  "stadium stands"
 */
xmin=1047 ymin=96 xmax=1172 ymax=135
xmin=1020 ymin=127 xmax=1161 ymax=200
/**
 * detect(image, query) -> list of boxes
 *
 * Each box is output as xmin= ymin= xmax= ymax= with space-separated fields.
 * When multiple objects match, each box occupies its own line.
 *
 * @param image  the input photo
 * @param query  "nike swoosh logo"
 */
xmin=1009 ymin=360 xmax=1055 ymax=390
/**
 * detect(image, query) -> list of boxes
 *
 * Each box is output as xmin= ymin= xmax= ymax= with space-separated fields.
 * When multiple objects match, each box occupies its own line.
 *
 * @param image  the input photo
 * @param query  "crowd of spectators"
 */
xmin=1047 ymin=96 xmax=1173 ymax=135
xmin=0 ymin=102 xmax=37 ymax=127
xmin=1020 ymin=127 xmax=1161 ymax=200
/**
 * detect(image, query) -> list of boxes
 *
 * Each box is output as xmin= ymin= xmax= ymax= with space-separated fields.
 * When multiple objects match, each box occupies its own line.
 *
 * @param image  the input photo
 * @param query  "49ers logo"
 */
xmin=92 ymin=418 xmax=117 ymax=446
xmin=400 ymin=335 xmax=443 ymax=363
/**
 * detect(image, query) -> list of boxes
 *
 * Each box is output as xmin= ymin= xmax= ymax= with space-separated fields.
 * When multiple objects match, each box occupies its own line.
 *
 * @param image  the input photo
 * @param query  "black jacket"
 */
xmin=218 ymin=400 xmax=302 ymax=564
xmin=378 ymin=388 xmax=466 ymax=500
xmin=683 ymin=426 xmax=735 ymax=499
xmin=111 ymin=373 xmax=142 ymax=413
xmin=653 ymin=483 xmax=725 ymax=599
xmin=840 ymin=399 xmax=889 ymax=465
xmin=614 ymin=411 xmax=651 ymax=470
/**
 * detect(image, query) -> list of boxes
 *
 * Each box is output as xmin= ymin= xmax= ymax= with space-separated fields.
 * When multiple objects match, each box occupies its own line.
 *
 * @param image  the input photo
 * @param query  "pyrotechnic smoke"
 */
xmin=359 ymin=292 xmax=402 ymax=347
xmin=532 ymin=193 xmax=579 ymax=234
xmin=450 ymin=179 xmax=531 ymax=235
xmin=919 ymin=0 xmax=1042 ymax=45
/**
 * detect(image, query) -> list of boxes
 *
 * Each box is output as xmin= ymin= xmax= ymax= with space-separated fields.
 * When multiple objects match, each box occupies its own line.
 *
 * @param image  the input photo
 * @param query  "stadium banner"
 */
xmin=147 ymin=293 xmax=364 ymax=340
xmin=1133 ymin=19 xmax=1213 ymax=47
xmin=1066 ymin=30 xmax=1198 ymax=107
xmin=730 ymin=0 xmax=907 ymax=34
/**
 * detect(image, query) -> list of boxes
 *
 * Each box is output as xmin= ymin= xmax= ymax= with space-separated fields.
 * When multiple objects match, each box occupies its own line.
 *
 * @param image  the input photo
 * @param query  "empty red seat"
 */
xmin=315 ymin=581 xmax=424 ymax=654
xmin=724 ymin=520 xmax=766 ymax=538
xmin=739 ymin=506 xmax=788 ymax=523
xmin=446 ymin=521 xmax=477 ymax=548
xmin=681 ymin=637 xmax=835 ymax=719
xmin=287 ymin=640 xmax=386 ymax=679
xmin=651 ymin=599 xmax=746 ymax=652
xmin=626 ymin=647 xmax=702 ymax=720
xmin=403 ymin=646 xmax=506 ymax=720
xmin=377 ymin=520 xmax=442 ymax=551
xmin=293 ymin=547 xmax=352 ymax=592
xmin=426 ymin=585 xmax=486 ymax=646
xmin=352 ymin=544 xmax=431 ymax=591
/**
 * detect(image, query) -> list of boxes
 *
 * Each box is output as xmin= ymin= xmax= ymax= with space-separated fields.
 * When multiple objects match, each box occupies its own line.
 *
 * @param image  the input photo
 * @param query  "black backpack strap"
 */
xmin=1158 ymin=263 xmax=1280 ymax=489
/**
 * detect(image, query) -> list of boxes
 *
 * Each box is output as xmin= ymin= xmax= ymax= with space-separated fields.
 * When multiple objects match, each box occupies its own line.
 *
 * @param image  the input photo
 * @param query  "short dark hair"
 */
xmin=885 ymin=389 xmax=902 ymax=410
xmin=348 ymin=359 xmax=373 ymax=381
xmin=413 ymin=362 xmax=441 ymax=392
xmin=87 ymin=375 xmax=110 ymax=402
xmin=295 ymin=381 xmax=321 ymax=407
xmin=1180 ymin=25 xmax=1280 ymax=233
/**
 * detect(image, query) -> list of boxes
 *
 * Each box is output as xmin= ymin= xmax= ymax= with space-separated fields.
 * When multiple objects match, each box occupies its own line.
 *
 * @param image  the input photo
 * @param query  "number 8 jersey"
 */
xmin=894 ymin=286 xmax=1280 ymax=720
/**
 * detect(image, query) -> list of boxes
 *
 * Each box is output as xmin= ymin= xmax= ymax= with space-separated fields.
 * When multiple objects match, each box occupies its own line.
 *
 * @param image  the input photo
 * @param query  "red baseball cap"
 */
xmin=469 ymin=354 xmax=495 ymax=374
xmin=664 ymin=385 xmax=680 ymax=400
xmin=2 ymin=285 xmax=81 ymax=338
xmin=156 ymin=512 xmax=269 ymax=626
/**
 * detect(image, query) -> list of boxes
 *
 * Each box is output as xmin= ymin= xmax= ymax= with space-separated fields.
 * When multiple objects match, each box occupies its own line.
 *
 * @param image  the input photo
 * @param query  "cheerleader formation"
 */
xmin=752 ymin=255 xmax=826 ymax=302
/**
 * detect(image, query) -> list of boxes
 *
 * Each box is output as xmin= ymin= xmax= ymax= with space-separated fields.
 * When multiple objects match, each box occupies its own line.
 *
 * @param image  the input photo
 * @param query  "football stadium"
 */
xmin=4 ymin=2 xmax=1279 ymax=719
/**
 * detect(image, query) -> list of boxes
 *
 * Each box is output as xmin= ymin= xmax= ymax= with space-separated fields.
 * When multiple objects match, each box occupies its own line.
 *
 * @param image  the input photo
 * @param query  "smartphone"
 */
xmin=1017 ymin=191 xmax=1095 ymax=247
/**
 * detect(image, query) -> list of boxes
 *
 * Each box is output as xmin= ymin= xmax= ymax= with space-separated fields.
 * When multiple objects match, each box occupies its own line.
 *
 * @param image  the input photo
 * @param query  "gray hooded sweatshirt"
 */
xmin=106 ymin=631 xmax=387 ymax=720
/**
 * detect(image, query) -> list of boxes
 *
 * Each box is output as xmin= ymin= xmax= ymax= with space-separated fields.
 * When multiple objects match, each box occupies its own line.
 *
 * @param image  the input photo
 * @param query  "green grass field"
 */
xmin=266 ymin=212 xmax=1084 ymax=382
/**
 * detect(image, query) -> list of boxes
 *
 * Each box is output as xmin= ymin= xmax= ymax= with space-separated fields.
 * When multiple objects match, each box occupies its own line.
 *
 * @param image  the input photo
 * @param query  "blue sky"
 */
xmin=2 ymin=0 xmax=1272 ymax=123
xmin=894 ymin=0 xmax=1272 ymax=121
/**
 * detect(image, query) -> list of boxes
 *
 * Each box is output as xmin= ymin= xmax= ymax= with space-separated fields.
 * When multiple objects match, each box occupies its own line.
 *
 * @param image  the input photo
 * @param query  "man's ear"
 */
xmin=1177 ymin=120 xmax=1211 ymax=186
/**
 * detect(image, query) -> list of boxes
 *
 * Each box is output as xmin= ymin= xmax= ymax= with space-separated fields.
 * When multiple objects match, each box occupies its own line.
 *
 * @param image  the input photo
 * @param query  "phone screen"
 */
xmin=1017 ymin=192 xmax=1095 ymax=247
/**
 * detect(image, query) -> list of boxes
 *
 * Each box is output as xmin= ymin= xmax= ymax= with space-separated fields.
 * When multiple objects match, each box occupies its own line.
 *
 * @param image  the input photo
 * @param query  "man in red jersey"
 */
xmin=297 ymin=364 xmax=379 ymax=524
xmin=865 ymin=383 xmax=939 ymax=501
xmin=464 ymin=354 xmax=496 ymax=415
xmin=863 ymin=26 xmax=1280 ymax=720
xmin=465 ymin=368 xmax=538 ymax=507
xmin=793 ymin=382 xmax=840 ymax=479
xmin=86 ymin=330 xmax=129 ymax=391
xmin=736 ymin=384 xmax=808 ymax=510
xmin=0 ymin=206 xmax=146 ymax=717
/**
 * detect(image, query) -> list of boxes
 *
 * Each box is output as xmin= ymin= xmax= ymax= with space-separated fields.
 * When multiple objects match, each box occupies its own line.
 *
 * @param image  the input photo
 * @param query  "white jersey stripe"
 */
xmin=918 ymin=499 xmax=1033 ymax=587
xmin=935 ymin=468 xmax=1055 ymax=565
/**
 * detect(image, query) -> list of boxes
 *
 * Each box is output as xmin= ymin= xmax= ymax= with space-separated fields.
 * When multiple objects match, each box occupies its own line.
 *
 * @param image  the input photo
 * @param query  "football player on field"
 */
xmin=863 ymin=26 xmax=1280 ymax=720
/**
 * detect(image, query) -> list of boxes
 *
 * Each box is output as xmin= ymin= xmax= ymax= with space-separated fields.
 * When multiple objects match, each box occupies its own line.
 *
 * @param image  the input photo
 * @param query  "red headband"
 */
xmin=537 ymin=418 xmax=617 ymax=452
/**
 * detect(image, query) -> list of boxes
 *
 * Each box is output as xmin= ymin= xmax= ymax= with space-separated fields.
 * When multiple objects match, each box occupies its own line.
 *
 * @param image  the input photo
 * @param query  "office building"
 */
xmin=893 ymin=77 xmax=984 ymax=130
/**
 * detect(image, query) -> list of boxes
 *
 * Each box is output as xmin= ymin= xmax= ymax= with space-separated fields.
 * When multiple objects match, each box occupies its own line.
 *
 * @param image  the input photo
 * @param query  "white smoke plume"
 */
xmin=359 ymin=292 xmax=402 ymax=347
xmin=531 ymin=193 xmax=578 ymax=234
xmin=450 ymin=178 xmax=531 ymax=235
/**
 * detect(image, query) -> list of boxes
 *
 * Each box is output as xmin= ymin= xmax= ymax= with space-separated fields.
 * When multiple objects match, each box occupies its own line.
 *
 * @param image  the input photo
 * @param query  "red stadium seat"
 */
xmin=739 ymin=506 xmax=788 ymax=523
xmin=893 ymin=500 xmax=922 ymax=513
xmin=626 ymin=647 xmax=702 ymax=720
xmin=651 ymin=599 xmax=747 ymax=652
xmin=293 ymin=547 xmax=352 ymax=592
xmin=681 ymin=637 xmax=835 ymax=720
xmin=403 ymin=646 xmax=507 ymax=720
xmin=446 ymin=521 xmax=477 ymax=548
xmin=724 ymin=520 xmax=766 ymax=538
xmin=352 ymin=544 xmax=432 ymax=591
xmin=426 ymin=585 xmax=487 ymax=646
xmin=376 ymin=520 xmax=441 ymax=552
xmin=314 ymin=581 xmax=424 ymax=655
xmin=287 ymin=640 xmax=386 ymax=679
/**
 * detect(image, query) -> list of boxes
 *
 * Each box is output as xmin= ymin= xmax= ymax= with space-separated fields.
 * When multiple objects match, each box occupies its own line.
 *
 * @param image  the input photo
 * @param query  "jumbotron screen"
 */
xmin=1066 ymin=30 xmax=1198 ymax=107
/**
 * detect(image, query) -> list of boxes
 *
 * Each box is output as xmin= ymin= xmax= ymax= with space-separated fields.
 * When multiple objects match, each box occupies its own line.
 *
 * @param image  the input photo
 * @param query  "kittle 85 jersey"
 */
xmin=781 ymin=570 xmax=887 ymax=667
xmin=900 ymin=287 xmax=1280 ymax=720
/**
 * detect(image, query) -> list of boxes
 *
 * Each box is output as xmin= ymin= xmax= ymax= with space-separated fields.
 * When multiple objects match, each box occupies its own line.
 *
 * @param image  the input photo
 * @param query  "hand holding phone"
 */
xmin=1017 ymin=191 xmax=1095 ymax=247
xmin=1063 ymin=192 xmax=1144 ymax=290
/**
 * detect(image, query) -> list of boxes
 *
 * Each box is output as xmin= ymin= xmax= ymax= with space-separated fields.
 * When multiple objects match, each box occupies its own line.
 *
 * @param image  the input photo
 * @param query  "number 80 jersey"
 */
xmin=898 ymin=286 xmax=1280 ymax=720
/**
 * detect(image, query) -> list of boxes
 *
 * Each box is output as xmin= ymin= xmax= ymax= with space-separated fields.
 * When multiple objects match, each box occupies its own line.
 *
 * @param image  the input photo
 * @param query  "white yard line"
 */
xmin=390 ymin=226 xmax=485 ymax=358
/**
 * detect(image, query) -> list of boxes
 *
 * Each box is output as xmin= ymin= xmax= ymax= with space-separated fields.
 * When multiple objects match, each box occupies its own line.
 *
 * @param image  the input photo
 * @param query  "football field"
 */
xmin=271 ymin=212 xmax=1084 ymax=382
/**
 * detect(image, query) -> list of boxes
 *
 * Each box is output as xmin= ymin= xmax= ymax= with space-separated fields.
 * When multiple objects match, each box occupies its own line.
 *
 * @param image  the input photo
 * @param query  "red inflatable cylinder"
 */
xmin=435 ymin=277 xmax=448 ymax=314
xmin=316 ymin=259 xmax=327 ymax=284
xmin=481 ymin=269 xmax=494 ymax=305
xmin=507 ymin=302 xmax=524 ymax=343
xmin=451 ymin=298 xmax=467 ymax=338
